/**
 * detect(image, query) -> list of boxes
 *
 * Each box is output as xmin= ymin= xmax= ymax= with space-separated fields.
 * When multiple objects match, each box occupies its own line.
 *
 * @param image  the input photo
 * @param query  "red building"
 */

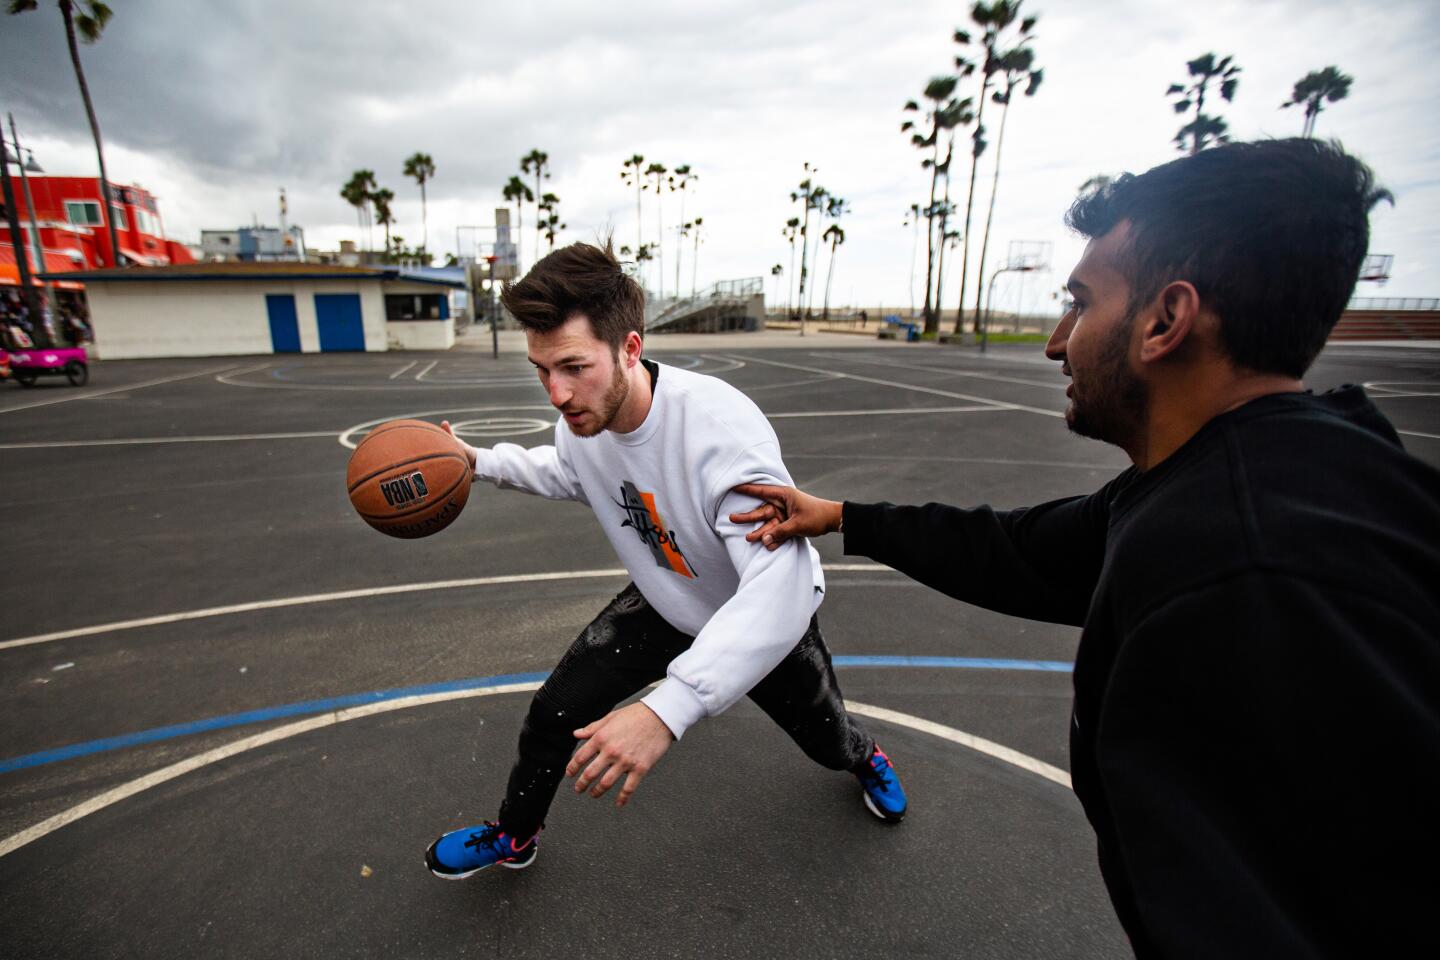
xmin=2 ymin=174 xmax=195 ymax=291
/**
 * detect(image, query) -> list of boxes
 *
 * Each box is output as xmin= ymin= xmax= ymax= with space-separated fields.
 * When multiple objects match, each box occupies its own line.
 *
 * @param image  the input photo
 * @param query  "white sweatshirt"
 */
xmin=466 ymin=361 xmax=824 ymax=739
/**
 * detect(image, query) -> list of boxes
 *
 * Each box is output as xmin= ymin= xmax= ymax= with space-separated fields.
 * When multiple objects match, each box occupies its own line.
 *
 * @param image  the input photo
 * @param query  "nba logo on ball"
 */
xmin=346 ymin=419 xmax=472 ymax=539
xmin=380 ymin=471 xmax=430 ymax=508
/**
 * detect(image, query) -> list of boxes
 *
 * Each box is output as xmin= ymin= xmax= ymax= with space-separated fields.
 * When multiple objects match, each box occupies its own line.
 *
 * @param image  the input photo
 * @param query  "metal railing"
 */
xmin=1346 ymin=297 xmax=1439 ymax=311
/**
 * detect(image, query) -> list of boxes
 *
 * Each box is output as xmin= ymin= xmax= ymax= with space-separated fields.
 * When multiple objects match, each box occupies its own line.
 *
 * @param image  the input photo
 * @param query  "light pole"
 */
xmin=8 ymin=115 xmax=45 ymax=276
xmin=1 ymin=112 xmax=44 ymax=336
xmin=485 ymin=255 xmax=500 ymax=359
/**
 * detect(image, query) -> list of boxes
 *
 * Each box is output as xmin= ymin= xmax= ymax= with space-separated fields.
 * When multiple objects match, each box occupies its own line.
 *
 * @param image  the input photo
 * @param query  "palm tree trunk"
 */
xmin=420 ymin=182 xmax=428 ymax=251
xmin=655 ymin=190 xmax=664 ymax=300
xmin=798 ymin=205 xmax=812 ymax=334
xmin=823 ymin=239 xmax=838 ymax=320
xmin=922 ymin=130 xmax=941 ymax=331
xmin=691 ymin=229 xmax=700 ymax=297
xmin=974 ymin=97 xmax=1012 ymax=344
xmin=787 ymin=240 xmax=797 ymax=317
xmin=61 ymin=1 xmax=122 ymax=267
xmin=956 ymin=73 xmax=993 ymax=334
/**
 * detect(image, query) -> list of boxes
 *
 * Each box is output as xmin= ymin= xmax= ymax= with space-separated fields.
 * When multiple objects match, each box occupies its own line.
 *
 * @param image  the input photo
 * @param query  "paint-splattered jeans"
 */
xmin=496 ymin=582 xmax=873 ymax=839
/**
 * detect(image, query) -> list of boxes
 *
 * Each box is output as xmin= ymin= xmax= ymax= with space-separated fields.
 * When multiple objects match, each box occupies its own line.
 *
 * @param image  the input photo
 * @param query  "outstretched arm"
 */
xmin=441 ymin=419 xmax=587 ymax=503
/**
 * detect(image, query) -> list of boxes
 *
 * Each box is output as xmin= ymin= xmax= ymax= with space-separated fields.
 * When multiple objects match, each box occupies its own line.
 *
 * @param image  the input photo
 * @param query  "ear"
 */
xmin=623 ymin=330 xmax=644 ymax=367
xmin=1137 ymin=281 xmax=1200 ymax=364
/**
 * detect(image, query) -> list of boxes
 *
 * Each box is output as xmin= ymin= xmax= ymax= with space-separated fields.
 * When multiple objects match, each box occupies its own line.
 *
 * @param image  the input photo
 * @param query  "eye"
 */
xmin=1064 ymin=297 xmax=1084 ymax=316
xmin=567 ymin=364 xmax=586 ymax=375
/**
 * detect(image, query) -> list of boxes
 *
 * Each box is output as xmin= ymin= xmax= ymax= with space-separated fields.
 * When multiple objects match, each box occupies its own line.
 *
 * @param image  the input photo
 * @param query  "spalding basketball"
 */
xmin=347 ymin=419 xmax=472 ymax=539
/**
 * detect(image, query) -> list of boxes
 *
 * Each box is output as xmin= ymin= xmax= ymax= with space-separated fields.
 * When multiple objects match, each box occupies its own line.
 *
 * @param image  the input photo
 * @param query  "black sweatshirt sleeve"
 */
xmin=840 ymin=488 xmax=1114 ymax=627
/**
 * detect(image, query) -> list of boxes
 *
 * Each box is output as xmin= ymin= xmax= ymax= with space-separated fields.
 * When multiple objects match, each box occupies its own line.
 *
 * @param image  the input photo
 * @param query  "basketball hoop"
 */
xmin=1359 ymin=254 xmax=1392 ymax=284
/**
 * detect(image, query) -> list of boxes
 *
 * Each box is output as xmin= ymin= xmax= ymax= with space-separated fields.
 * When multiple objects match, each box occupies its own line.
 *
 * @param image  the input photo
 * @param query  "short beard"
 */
xmin=567 ymin=356 xmax=630 ymax=438
xmin=1067 ymin=311 xmax=1147 ymax=447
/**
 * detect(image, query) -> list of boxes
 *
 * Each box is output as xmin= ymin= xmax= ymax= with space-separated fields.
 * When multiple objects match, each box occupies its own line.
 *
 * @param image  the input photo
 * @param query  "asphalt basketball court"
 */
xmin=2 ymin=330 xmax=1437 ymax=958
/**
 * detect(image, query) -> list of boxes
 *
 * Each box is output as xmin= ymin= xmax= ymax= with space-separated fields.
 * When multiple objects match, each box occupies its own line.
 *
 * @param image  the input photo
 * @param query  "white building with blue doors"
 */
xmin=45 ymin=262 xmax=465 ymax=359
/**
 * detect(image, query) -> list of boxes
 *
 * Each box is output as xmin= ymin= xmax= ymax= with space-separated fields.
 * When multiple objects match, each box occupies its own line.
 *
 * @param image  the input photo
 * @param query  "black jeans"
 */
xmin=496 ymin=583 xmax=873 ymax=838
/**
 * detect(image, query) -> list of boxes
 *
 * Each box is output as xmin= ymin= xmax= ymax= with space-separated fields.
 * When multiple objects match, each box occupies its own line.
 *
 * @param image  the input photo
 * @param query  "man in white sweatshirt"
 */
xmin=426 ymin=242 xmax=908 ymax=878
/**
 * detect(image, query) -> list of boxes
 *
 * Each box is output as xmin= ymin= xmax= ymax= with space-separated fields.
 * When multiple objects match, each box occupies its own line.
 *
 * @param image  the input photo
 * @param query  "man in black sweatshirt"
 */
xmin=730 ymin=139 xmax=1440 ymax=957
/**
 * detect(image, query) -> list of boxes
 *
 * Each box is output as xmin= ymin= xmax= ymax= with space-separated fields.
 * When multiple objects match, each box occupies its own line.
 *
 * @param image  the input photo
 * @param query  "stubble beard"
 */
xmin=1067 ymin=313 xmax=1147 ymax=447
xmin=565 ymin=360 xmax=631 ymax=438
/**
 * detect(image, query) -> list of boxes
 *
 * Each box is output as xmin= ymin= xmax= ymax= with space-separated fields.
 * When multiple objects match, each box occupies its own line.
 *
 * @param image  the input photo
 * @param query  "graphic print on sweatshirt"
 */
xmin=612 ymin=480 xmax=696 ymax=579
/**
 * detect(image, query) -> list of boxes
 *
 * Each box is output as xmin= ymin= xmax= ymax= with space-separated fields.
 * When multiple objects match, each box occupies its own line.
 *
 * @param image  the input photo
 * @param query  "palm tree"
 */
xmin=1168 ymin=53 xmax=1241 ymax=155
xmin=371 ymin=187 xmax=395 ymax=256
xmin=782 ymin=217 xmax=801 ymax=317
xmin=643 ymin=162 xmax=669 ymax=297
xmin=341 ymin=170 xmax=377 ymax=250
xmin=538 ymin=192 xmax=565 ymax=251
xmin=502 ymin=175 xmax=533 ymax=270
xmin=1282 ymin=66 xmax=1352 ymax=138
xmin=903 ymin=203 xmax=923 ymax=318
xmin=620 ymin=154 xmax=646 ymax=273
xmin=821 ymin=224 xmax=846 ymax=321
xmin=956 ymin=1 xmax=1036 ymax=335
xmin=520 ymin=149 xmax=550 ymax=263
xmin=972 ymin=45 xmax=1044 ymax=342
xmin=9 ymin=0 xmax=121 ymax=265
xmin=902 ymin=75 xmax=970 ymax=333
xmin=790 ymin=164 xmax=827 ymax=330
xmin=689 ymin=217 xmax=704 ymax=297
xmin=671 ymin=164 xmax=697 ymax=296
xmin=402 ymin=152 xmax=435 ymax=255
xmin=770 ymin=263 xmax=784 ymax=313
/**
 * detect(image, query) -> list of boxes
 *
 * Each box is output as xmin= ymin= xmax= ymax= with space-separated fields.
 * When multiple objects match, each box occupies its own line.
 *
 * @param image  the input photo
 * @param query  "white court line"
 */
xmin=0 ymin=431 xmax=339 ymax=450
xmin=820 ymin=352 xmax=1066 ymax=390
xmin=0 ymin=563 xmax=888 ymax=652
xmin=1399 ymin=429 xmax=1440 ymax=441
xmin=414 ymin=360 xmax=439 ymax=381
xmin=0 ymin=691 xmax=1067 ymax=859
xmin=768 ymin=406 xmax=1003 ymax=419
xmin=388 ymin=361 xmax=418 ymax=380
xmin=731 ymin=354 xmax=1065 ymax=419
xmin=0 ymin=362 xmax=244 ymax=415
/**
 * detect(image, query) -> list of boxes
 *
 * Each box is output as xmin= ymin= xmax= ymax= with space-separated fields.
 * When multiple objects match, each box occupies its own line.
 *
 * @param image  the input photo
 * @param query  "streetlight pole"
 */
xmin=1 ymin=115 xmax=43 ymax=338
xmin=9 ymin=115 xmax=45 ymax=276
xmin=485 ymin=255 xmax=499 ymax=359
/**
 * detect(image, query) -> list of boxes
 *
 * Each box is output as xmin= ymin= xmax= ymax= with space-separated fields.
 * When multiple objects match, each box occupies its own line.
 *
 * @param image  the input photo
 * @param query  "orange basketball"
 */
xmin=346 ymin=419 xmax=472 ymax=539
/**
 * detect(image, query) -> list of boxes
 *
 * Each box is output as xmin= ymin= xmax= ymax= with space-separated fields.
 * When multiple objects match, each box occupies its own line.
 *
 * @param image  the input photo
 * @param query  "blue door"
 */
xmin=265 ymin=294 xmax=301 ymax=353
xmin=314 ymin=293 xmax=365 ymax=351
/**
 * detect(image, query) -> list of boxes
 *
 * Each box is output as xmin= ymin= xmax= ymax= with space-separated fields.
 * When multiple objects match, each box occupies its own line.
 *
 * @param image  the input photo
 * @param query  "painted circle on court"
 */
xmin=449 ymin=417 xmax=551 ymax=439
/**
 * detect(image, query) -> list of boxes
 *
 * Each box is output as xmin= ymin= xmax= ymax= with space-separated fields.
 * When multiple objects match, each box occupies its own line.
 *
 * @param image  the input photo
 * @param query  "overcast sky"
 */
xmin=3 ymin=0 xmax=1437 ymax=315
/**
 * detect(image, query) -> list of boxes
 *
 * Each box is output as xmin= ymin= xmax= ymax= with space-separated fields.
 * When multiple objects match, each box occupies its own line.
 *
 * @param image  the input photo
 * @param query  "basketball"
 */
xmin=347 ymin=419 xmax=472 ymax=539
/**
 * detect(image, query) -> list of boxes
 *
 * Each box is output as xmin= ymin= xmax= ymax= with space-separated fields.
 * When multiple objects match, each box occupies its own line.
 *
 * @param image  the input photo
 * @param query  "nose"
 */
xmin=547 ymin=377 xmax=572 ymax=409
xmin=1046 ymin=309 xmax=1073 ymax=364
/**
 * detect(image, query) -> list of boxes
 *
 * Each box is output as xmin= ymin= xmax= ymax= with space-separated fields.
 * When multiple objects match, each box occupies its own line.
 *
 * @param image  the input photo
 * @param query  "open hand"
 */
xmin=728 ymin=483 xmax=843 ymax=550
xmin=567 ymin=702 xmax=674 ymax=807
xmin=439 ymin=420 xmax=476 ymax=471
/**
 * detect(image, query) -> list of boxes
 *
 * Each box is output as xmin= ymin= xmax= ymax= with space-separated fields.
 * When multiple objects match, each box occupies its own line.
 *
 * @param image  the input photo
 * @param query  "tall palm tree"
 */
xmin=341 ymin=170 xmax=377 ymax=250
xmin=903 ymin=203 xmax=923 ymax=317
xmin=1282 ymin=66 xmax=1352 ymax=138
xmin=689 ymin=217 xmax=704 ymax=297
xmin=972 ymin=45 xmax=1044 ymax=342
xmin=770 ymin=263 xmax=784 ymax=312
xmin=9 ymin=0 xmax=121 ymax=265
xmin=402 ymin=152 xmax=436 ymax=255
xmin=520 ymin=149 xmax=550 ymax=263
xmin=671 ymin=164 xmax=697 ymax=296
xmin=1168 ymin=53 xmax=1241 ymax=155
xmin=902 ymin=75 xmax=969 ymax=333
xmin=817 ymin=195 xmax=848 ymax=320
xmin=371 ymin=187 xmax=395 ymax=257
xmin=538 ymin=192 xmax=565 ymax=251
xmin=502 ymin=175 xmax=533 ymax=270
xmin=620 ymin=154 xmax=646 ymax=272
xmin=956 ymin=1 xmax=1035 ymax=335
xmin=782 ymin=217 xmax=801 ymax=317
xmin=643 ymin=162 xmax=669 ymax=297
xmin=790 ymin=164 xmax=827 ymax=330
xmin=821 ymin=224 xmax=846 ymax=321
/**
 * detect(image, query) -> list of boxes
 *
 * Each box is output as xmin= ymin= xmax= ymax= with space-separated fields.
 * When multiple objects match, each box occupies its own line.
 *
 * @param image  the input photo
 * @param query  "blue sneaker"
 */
xmin=425 ymin=821 xmax=538 ymax=879
xmin=854 ymin=743 xmax=907 ymax=823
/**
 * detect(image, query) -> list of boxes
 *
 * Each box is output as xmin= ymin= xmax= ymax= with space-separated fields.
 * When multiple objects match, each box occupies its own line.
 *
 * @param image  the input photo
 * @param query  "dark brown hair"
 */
xmin=499 ymin=240 xmax=646 ymax=352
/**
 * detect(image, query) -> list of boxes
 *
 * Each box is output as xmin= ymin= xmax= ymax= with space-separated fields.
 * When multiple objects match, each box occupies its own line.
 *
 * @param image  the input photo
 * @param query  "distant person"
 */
xmin=424 ymin=241 xmax=907 ymax=880
xmin=729 ymin=139 xmax=1440 ymax=956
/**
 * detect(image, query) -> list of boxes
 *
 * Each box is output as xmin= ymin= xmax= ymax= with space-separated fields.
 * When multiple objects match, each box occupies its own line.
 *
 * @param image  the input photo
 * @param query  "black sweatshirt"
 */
xmin=843 ymin=386 xmax=1440 ymax=958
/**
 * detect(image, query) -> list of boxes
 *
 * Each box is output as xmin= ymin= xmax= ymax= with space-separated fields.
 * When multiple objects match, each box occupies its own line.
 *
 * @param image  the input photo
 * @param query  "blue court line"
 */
xmin=0 ymin=657 xmax=1072 ymax=776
